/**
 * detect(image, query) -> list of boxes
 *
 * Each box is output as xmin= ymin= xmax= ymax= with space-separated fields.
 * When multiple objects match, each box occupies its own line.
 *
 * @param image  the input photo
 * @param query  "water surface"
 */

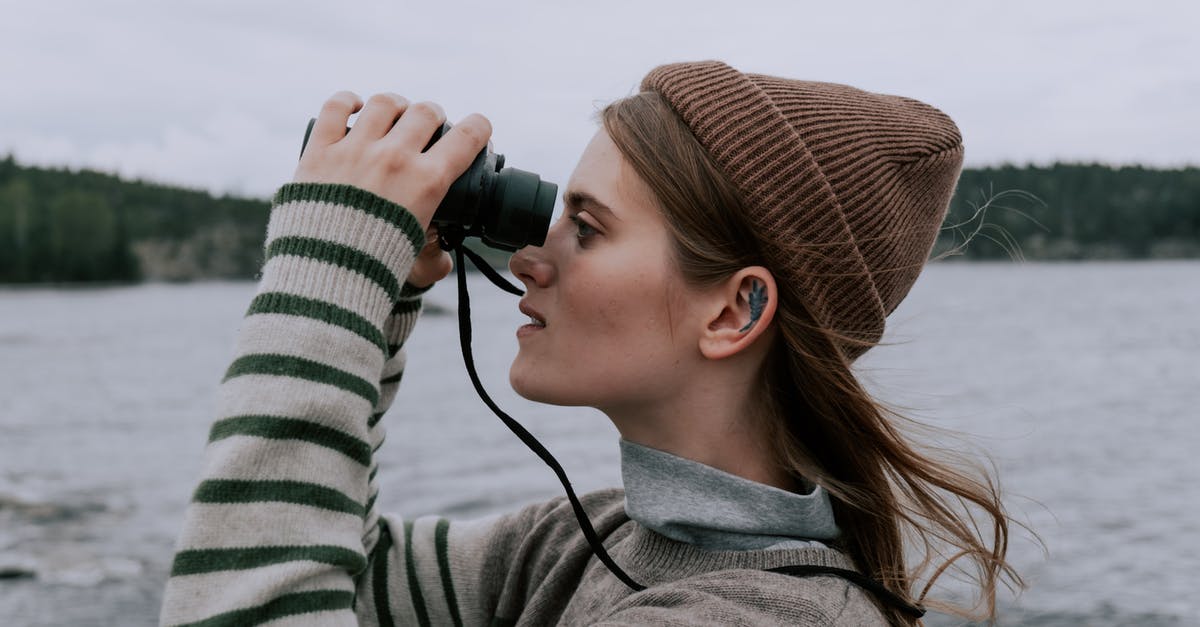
xmin=1 ymin=262 xmax=1196 ymax=625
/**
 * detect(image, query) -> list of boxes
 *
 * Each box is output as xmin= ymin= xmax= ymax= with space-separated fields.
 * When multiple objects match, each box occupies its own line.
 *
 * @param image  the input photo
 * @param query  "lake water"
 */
xmin=1 ymin=262 xmax=1197 ymax=626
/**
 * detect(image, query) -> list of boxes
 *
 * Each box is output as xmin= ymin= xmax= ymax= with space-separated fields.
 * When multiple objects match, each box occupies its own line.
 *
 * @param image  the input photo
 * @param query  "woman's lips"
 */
xmin=517 ymin=301 xmax=546 ymax=337
xmin=516 ymin=323 xmax=543 ymax=338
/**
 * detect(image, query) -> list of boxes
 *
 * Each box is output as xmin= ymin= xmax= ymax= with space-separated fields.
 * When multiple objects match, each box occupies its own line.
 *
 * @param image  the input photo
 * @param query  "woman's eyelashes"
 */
xmin=568 ymin=214 xmax=599 ymax=245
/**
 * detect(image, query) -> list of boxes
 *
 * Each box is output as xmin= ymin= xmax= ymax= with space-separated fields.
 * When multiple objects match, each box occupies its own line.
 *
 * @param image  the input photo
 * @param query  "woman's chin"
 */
xmin=509 ymin=374 xmax=556 ymax=405
xmin=509 ymin=364 xmax=584 ymax=407
xmin=508 ymin=362 xmax=545 ymax=402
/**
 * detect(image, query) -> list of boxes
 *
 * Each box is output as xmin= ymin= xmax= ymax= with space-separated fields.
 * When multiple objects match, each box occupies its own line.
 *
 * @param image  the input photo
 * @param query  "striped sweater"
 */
xmin=160 ymin=183 xmax=886 ymax=626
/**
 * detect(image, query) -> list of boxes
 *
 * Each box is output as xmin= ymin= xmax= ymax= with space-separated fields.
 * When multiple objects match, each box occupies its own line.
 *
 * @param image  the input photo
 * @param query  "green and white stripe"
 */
xmin=161 ymin=183 xmax=429 ymax=626
xmin=354 ymin=515 xmax=484 ymax=627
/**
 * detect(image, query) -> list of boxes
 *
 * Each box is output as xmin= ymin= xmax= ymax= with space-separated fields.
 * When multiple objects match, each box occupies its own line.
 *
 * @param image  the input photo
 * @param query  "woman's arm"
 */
xmin=159 ymin=92 xmax=492 ymax=626
xmin=159 ymin=181 xmax=425 ymax=627
xmin=360 ymin=281 xmax=430 ymax=550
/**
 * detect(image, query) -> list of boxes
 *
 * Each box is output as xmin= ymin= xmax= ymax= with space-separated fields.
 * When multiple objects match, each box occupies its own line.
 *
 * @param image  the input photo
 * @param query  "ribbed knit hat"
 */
xmin=641 ymin=61 xmax=963 ymax=361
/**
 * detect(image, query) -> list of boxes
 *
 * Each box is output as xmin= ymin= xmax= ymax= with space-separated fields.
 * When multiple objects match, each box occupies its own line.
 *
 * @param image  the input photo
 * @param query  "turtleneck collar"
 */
xmin=619 ymin=439 xmax=840 ymax=550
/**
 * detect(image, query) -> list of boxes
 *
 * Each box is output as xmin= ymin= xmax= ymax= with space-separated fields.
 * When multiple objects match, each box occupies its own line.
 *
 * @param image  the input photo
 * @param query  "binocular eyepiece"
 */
xmin=300 ymin=118 xmax=556 ymax=252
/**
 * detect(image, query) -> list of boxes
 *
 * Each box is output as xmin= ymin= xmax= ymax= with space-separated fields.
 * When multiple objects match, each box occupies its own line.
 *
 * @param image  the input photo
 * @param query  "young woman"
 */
xmin=161 ymin=61 xmax=1019 ymax=626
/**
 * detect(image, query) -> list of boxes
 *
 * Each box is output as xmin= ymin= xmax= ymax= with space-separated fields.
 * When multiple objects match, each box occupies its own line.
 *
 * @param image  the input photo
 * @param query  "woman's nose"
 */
xmin=509 ymin=243 xmax=554 ymax=289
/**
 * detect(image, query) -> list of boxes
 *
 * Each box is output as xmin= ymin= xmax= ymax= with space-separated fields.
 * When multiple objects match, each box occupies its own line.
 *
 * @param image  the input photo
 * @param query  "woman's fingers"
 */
xmin=308 ymin=91 xmax=363 ymax=147
xmin=384 ymin=101 xmax=447 ymax=151
xmin=424 ymin=113 xmax=493 ymax=183
xmin=406 ymin=226 xmax=453 ymax=288
xmin=294 ymin=93 xmax=492 ymax=227
xmin=350 ymin=93 xmax=409 ymax=141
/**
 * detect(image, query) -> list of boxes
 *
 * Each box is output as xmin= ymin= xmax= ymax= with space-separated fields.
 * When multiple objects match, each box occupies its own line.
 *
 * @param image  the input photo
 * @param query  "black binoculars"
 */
xmin=301 ymin=118 xmax=556 ymax=251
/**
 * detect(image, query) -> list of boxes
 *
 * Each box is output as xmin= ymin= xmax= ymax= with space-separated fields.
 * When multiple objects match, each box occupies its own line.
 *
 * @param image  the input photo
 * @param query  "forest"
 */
xmin=936 ymin=163 xmax=1200 ymax=261
xmin=1 ymin=155 xmax=1197 ymax=283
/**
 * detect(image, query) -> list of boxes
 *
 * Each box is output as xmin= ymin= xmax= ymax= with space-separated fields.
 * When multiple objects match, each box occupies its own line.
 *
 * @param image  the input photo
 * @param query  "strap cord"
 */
xmin=438 ymin=227 xmax=646 ymax=592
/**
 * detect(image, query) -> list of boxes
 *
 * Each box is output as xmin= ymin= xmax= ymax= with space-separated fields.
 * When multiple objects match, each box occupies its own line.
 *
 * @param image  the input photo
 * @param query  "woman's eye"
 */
xmin=569 ymin=215 xmax=598 ymax=242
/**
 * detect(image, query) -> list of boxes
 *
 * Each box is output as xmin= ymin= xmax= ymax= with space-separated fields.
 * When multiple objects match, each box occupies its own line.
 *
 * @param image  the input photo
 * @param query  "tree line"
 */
xmin=0 ymin=155 xmax=269 ymax=283
xmin=936 ymin=163 xmax=1200 ymax=260
xmin=1 ymin=155 xmax=1197 ymax=283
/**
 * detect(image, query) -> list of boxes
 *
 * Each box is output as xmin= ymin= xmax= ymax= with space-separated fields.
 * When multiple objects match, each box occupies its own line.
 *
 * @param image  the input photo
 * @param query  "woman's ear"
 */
xmin=698 ymin=267 xmax=777 ymax=360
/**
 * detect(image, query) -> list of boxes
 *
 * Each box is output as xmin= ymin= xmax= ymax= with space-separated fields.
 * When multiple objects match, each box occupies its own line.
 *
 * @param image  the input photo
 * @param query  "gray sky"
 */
xmin=2 ymin=0 xmax=1197 ymax=198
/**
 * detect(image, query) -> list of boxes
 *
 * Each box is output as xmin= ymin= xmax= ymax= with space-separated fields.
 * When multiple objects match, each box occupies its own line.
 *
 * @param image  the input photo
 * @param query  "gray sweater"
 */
xmin=159 ymin=183 xmax=887 ymax=626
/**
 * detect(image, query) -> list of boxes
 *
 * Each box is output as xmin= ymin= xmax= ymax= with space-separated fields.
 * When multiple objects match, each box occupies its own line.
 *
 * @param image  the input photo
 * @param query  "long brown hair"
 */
xmin=601 ymin=91 xmax=1024 ymax=625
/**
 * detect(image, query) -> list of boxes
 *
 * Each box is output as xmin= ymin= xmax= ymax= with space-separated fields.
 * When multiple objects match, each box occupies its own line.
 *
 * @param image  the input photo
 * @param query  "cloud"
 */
xmin=12 ymin=110 xmax=295 ymax=197
xmin=2 ymin=0 xmax=1197 ymax=195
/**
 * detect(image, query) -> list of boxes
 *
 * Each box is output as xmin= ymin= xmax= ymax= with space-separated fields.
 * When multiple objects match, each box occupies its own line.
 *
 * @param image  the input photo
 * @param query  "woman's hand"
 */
xmin=293 ymin=91 xmax=492 ymax=228
xmin=407 ymin=225 xmax=454 ymax=289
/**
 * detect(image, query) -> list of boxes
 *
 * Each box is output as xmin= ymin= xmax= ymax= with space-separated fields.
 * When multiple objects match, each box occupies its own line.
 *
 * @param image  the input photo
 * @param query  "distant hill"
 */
xmin=1 ymin=156 xmax=1197 ymax=283
xmin=937 ymin=163 xmax=1200 ymax=261
xmin=0 ymin=155 xmax=513 ymax=283
xmin=0 ymin=156 xmax=268 ymax=283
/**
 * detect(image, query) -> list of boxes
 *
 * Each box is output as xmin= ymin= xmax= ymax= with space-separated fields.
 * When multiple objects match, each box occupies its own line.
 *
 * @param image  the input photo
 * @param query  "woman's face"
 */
xmin=508 ymin=130 xmax=703 ymax=413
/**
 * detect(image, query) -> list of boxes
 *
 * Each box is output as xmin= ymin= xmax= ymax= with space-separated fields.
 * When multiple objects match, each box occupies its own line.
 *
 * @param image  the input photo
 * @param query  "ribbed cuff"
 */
xmin=256 ymin=183 xmax=427 ymax=332
xmin=274 ymin=182 xmax=426 ymax=255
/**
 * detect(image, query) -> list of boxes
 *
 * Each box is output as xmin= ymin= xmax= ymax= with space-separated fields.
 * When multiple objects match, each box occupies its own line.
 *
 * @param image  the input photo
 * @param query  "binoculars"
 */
xmin=301 ymin=118 xmax=556 ymax=251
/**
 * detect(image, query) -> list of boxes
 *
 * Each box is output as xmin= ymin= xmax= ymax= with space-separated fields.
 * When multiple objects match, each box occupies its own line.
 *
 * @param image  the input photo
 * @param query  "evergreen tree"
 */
xmin=1 ymin=158 xmax=1197 ymax=284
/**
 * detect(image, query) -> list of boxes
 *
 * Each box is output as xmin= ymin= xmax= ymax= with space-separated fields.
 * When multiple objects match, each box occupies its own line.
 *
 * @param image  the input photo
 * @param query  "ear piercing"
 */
xmin=739 ymin=280 xmax=767 ymax=332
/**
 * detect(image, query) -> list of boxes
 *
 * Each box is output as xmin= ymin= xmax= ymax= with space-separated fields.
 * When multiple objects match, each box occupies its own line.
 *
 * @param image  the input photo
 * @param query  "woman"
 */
xmin=161 ymin=61 xmax=1019 ymax=626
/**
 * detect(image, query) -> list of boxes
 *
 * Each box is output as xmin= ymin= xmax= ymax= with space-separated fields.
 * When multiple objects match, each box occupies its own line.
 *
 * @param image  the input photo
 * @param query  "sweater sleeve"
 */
xmin=160 ymin=182 xmax=429 ymax=626
xmin=360 ymin=281 xmax=430 ymax=549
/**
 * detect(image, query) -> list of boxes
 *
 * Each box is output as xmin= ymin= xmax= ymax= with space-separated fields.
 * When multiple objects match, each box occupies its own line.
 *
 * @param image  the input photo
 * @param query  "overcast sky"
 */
xmin=2 ymin=0 xmax=1197 ymax=198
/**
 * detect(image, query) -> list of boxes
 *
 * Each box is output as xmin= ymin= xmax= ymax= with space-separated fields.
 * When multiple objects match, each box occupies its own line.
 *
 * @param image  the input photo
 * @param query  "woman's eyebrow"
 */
xmin=563 ymin=190 xmax=620 ymax=221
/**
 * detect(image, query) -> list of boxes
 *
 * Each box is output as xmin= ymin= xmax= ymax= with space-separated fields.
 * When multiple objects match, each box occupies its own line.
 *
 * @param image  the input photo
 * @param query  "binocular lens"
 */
xmin=484 ymin=167 xmax=555 ymax=250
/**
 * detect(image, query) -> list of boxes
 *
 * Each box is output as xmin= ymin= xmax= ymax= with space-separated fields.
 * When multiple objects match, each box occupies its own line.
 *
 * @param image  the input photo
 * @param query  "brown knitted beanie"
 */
xmin=641 ymin=61 xmax=963 ymax=361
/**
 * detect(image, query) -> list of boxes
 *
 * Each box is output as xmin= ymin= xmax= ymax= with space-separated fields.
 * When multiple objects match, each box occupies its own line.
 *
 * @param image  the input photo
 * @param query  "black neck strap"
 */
xmin=439 ymin=228 xmax=645 ymax=592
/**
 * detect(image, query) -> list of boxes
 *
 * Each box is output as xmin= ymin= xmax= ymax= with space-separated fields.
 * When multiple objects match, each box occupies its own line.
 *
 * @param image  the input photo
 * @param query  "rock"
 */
xmin=0 ymin=566 xmax=36 ymax=580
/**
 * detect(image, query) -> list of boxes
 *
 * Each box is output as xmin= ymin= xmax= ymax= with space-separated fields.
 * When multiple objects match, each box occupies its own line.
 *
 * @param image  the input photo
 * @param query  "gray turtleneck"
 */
xmin=619 ymin=439 xmax=841 ymax=551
